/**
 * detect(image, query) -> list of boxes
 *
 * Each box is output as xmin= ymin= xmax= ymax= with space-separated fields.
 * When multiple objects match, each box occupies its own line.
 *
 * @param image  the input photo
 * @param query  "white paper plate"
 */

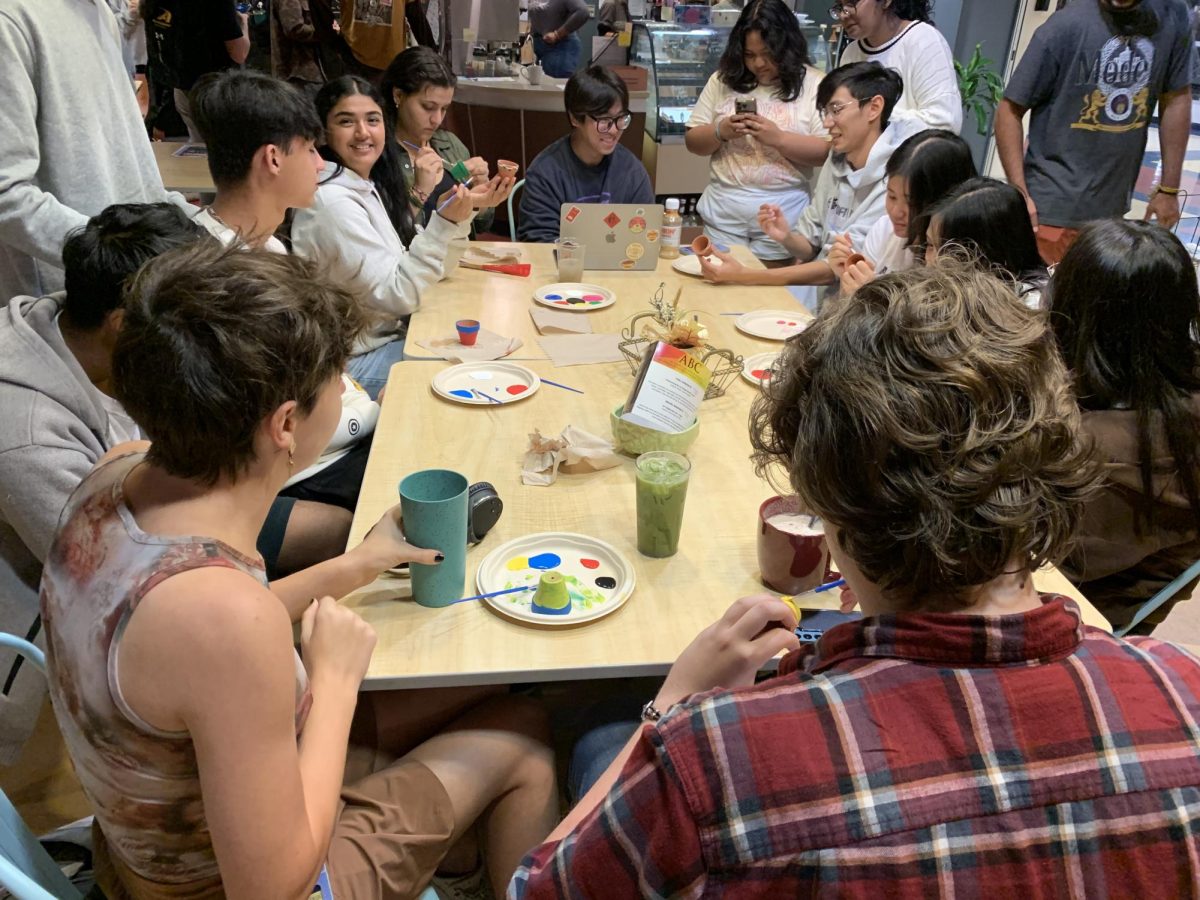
xmin=431 ymin=361 xmax=541 ymax=406
xmin=735 ymin=310 xmax=810 ymax=341
xmin=533 ymin=283 xmax=616 ymax=311
xmin=475 ymin=532 xmax=635 ymax=626
xmin=741 ymin=351 xmax=781 ymax=387
xmin=461 ymin=244 xmax=523 ymax=266
xmin=671 ymin=253 xmax=722 ymax=277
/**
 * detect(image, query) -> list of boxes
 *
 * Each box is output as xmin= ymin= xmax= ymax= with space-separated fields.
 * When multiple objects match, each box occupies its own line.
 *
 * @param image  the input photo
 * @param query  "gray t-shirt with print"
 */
xmin=1004 ymin=0 xmax=1191 ymax=228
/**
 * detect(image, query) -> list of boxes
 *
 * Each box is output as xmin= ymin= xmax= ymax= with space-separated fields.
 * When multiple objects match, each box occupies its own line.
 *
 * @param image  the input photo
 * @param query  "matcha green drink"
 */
xmin=635 ymin=451 xmax=692 ymax=558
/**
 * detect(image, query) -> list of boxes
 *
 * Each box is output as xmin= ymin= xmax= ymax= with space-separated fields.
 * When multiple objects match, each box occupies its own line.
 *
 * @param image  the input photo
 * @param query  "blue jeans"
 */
xmin=347 ymin=338 xmax=405 ymax=401
xmin=534 ymin=32 xmax=582 ymax=79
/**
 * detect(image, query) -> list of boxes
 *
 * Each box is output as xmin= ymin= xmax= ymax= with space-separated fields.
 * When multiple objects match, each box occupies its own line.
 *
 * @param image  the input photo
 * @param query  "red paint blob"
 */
xmin=506 ymin=385 xmax=528 ymax=395
xmin=580 ymin=558 xmax=600 ymax=569
xmin=751 ymin=369 xmax=772 ymax=380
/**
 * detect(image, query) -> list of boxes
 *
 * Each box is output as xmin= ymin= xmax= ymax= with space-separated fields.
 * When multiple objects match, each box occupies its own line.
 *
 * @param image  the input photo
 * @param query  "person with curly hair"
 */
xmin=509 ymin=261 xmax=1200 ymax=896
xmin=835 ymin=0 xmax=962 ymax=131
xmin=1050 ymin=219 xmax=1200 ymax=633
xmin=685 ymin=0 xmax=831 ymax=264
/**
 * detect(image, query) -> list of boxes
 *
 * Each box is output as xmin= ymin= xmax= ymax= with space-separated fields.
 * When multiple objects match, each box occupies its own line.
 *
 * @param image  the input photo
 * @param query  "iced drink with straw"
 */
xmin=636 ymin=451 xmax=691 ymax=557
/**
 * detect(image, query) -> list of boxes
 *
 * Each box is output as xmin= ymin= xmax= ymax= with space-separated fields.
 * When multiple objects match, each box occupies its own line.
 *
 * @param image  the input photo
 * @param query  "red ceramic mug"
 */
xmin=757 ymin=495 xmax=830 ymax=595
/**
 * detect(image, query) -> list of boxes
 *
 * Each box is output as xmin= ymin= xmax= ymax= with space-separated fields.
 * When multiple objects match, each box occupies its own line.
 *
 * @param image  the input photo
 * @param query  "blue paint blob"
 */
xmin=449 ymin=389 xmax=474 ymax=399
xmin=595 ymin=576 xmax=617 ymax=589
xmin=544 ymin=293 xmax=562 ymax=301
xmin=528 ymin=552 xmax=562 ymax=570
xmin=531 ymin=598 xmax=573 ymax=616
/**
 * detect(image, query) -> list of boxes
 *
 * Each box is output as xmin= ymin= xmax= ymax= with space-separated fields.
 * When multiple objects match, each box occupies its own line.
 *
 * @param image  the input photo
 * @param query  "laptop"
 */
xmin=559 ymin=203 xmax=665 ymax=271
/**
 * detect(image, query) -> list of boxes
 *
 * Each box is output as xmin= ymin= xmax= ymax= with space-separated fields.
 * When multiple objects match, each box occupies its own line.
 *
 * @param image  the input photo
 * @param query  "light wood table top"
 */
xmin=344 ymin=360 xmax=1111 ymax=690
xmin=152 ymin=141 xmax=215 ymax=194
xmin=404 ymin=242 xmax=809 ymax=361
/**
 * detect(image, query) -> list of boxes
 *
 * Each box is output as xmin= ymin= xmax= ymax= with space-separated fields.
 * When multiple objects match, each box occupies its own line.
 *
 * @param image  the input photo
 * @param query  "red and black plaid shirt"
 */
xmin=510 ymin=595 xmax=1200 ymax=898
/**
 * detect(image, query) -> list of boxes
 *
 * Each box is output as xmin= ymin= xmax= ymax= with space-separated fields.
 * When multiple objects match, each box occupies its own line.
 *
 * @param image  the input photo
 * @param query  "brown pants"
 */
xmin=1036 ymin=225 xmax=1081 ymax=266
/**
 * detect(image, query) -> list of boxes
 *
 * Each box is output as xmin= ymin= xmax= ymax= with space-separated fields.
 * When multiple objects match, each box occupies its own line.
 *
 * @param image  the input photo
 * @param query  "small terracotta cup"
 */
xmin=456 ymin=319 xmax=481 ymax=346
xmin=845 ymin=252 xmax=867 ymax=268
xmin=497 ymin=159 xmax=520 ymax=177
xmin=690 ymin=235 xmax=711 ymax=257
xmin=757 ymin=495 xmax=829 ymax=595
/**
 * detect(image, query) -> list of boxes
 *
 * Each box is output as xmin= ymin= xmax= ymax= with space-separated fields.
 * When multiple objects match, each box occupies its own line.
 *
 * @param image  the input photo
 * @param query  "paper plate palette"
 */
xmin=475 ymin=532 xmax=635 ymax=626
xmin=735 ymin=310 xmax=809 ymax=342
xmin=431 ymin=361 xmax=541 ymax=405
xmin=533 ymin=283 xmax=616 ymax=311
xmin=671 ymin=253 xmax=722 ymax=277
xmin=741 ymin=351 xmax=781 ymax=387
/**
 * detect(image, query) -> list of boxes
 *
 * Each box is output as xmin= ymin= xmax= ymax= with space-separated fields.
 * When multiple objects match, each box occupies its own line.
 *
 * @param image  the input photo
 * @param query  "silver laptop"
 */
xmin=559 ymin=203 xmax=665 ymax=271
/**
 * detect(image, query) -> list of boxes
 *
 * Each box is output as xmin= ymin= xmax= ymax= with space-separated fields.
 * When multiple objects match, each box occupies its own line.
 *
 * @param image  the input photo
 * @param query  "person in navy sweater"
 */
xmin=518 ymin=66 xmax=655 ymax=243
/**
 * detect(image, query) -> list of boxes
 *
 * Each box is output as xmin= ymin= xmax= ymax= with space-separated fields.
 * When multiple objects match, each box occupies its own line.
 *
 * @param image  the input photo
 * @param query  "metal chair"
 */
xmin=1114 ymin=558 xmax=1200 ymax=638
xmin=506 ymin=178 xmax=527 ymax=242
xmin=0 ymin=634 xmax=83 ymax=900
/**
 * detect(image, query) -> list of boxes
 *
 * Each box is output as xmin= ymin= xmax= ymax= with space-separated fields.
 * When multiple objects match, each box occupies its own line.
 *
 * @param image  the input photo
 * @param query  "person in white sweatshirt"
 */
xmin=835 ymin=0 xmax=962 ymax=133
xmin=291 ymin=75 xmax=514 ymax=399
xmin=700 ymin=62 xmax=909 ymax=301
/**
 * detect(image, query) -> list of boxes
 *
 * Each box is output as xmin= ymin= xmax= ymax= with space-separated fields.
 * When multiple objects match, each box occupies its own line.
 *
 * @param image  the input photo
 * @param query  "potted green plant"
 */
xmin=956 ymin=43 xmax=1006 ymax=137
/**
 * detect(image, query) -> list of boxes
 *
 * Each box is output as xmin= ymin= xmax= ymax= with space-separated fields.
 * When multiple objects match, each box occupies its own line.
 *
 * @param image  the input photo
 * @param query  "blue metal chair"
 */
xmin=1114 ymin=558 xmax=1200 ymax=638
xmin=506 ymin=178 xmax=527 ymax=242
xmin=0 ymin=634 xmax=83 ymax=900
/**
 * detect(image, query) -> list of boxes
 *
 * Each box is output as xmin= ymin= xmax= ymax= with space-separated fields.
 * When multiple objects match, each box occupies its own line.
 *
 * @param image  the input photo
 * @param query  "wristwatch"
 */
xmin=641 ymin=699 xmax=664 ymax=723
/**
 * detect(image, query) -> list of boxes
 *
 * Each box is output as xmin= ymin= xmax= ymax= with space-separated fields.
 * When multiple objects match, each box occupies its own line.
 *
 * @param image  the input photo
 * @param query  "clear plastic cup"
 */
xmin=555 ymin=238 xmax=585 ymax=282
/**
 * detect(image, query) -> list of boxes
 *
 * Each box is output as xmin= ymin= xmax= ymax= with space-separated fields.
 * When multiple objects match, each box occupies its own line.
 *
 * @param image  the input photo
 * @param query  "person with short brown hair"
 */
xmin=43 ymin=242 xmax=559 ymax=900
xmin=509 ymin=262 xmax=1200 ymax=897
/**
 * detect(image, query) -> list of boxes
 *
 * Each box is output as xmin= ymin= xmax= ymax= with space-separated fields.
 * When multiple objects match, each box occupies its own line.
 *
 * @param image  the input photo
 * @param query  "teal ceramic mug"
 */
xmin=399 ymin=469 xmax=469 ymax=607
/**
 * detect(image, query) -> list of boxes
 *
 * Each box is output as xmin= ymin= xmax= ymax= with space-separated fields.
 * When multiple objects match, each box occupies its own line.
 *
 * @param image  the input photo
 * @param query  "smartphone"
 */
xmin=794 ymin=608 xmax=861 ymax=642
xmin=735 ymin=97 xmax=758 ymax=115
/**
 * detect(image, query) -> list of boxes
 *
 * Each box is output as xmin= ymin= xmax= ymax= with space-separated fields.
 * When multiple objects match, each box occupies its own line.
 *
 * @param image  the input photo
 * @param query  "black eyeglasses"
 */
xmin=828 ymin=0 xmax=862 ymax=18
xmin=589 ymin=112 xmax=633 ymax=134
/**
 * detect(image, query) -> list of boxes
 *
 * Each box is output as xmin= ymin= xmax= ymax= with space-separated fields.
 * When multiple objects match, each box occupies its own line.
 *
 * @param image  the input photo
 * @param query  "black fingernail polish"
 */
xmin=435 ymin=553 xmax=445 ymax=562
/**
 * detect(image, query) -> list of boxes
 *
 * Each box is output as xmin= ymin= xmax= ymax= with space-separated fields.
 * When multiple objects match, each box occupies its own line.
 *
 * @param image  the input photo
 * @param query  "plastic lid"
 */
xmin=665 ymin=198 xmax=680 ymax=210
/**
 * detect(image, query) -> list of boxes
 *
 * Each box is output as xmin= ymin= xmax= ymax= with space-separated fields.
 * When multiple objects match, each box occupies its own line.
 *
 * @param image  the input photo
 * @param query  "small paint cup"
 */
xmin=690 ymin=235 xmax=711 ymax=258
xmin=757 ymin=496 xmax=830 ymax=595
xmin=498 ymin=159 xmax=519 ymax=177
xmin=845 ymin=252 xmax=866 ymax=268
xmin=456 ymin=319 xmax=480 ymax=346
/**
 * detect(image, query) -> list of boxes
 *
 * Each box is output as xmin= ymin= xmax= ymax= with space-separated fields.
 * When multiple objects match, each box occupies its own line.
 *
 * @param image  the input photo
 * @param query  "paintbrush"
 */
xmin=471 ymin=388 xmax=502 ymax=404
xmin=445 ymin=585 xmax=535 ymax=606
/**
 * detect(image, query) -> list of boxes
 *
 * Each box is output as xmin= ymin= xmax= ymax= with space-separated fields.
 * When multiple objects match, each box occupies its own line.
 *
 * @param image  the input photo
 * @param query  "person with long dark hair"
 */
xmin=924 ymin=176 xmax=1047 ymax=306
xmin=1049 ymin=219 xmax=1200 ymax=633
xmin=835 ymin=0 xmax=962 ymax=131
xmin=292 ymin=76 xmax=490 ymax=399
xmin=382 ymin=47 xmax=510 ymax=236
xmin=838 ymin=128 xmax=975 ymax=293
xmin=684 ymin=0 xmax=830 ymax=265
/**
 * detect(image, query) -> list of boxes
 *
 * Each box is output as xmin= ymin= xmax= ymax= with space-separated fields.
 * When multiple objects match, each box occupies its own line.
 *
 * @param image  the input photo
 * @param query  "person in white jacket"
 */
xmin=291 ymin=75 xmax=514 ymax=399
xmin=835 ymin=0 xmax=962 ymax=133
xmin=700 ymin=62 xmax=908 ymax=303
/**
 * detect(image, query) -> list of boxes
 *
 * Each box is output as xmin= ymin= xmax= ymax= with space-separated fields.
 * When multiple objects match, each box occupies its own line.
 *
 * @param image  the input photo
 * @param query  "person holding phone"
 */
xmin=685 ymin=0 xmax=829 ymax=265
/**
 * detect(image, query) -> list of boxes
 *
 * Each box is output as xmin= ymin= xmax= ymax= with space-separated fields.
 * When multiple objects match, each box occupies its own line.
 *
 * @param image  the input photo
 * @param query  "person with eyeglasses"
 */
xmin=518 ymin=65 xmax=655 ymax=243
xmin=685 ymin=0 xmax=831 ymax=267
xmin=699 ymin=62 xmax=913 ymax=307
xmin=835 ymin=0 xmax=961 ymax=133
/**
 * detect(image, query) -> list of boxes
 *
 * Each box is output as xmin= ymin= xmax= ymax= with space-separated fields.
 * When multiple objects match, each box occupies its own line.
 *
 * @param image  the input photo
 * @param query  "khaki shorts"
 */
xmin=327 ymin=758 xmax=457 ymax=900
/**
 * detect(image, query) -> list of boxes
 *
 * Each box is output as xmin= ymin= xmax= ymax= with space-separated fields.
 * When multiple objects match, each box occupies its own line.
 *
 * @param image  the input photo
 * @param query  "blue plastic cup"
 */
xmin=399 ymin=469 xmax=468 ymax=607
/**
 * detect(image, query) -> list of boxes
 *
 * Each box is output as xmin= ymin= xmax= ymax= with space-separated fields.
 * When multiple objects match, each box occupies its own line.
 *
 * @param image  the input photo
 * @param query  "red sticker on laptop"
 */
xmin=603 ymin=212 xmax=622 ymax=229
xmin=565 ymin=206 xmax=582 ymax=223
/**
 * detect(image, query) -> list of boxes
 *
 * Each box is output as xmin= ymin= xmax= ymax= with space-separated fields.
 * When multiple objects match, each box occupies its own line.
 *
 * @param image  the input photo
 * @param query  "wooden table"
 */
xmin=344 ymin=357 xmax=1110 ymax=690
xmin=152 ymin=141 xmax=215 ymax=194
xmin=403 ymin=242 xmax=808 ymax=362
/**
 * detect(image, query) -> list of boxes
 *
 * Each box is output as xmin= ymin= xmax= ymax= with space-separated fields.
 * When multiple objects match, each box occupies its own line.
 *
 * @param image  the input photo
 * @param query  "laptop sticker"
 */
xmin=603 ymin=211 xmax=622 ymax=229
xmin=565 ymin=206 xmax=582 ymax=223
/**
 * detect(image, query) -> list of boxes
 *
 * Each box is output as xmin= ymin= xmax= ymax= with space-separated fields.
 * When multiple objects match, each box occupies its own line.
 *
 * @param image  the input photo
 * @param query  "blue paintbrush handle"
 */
xmin=446 ymin=585 xmax=534 ymax=605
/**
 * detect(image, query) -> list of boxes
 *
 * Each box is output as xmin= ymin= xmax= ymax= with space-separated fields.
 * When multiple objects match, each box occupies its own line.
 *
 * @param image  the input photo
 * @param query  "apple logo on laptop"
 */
xmin=606 ymin=233 xmax=616 ymax=244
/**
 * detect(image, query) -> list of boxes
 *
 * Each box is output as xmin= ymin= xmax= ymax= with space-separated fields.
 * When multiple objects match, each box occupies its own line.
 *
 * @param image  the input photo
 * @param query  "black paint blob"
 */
xmin=595 ymin=576 xmax=617 ymax=589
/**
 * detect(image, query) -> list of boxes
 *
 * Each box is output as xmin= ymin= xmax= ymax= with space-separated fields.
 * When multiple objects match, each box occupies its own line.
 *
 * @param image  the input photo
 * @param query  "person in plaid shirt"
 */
xmin=509 ymin=260 xmax=1200 ymax=898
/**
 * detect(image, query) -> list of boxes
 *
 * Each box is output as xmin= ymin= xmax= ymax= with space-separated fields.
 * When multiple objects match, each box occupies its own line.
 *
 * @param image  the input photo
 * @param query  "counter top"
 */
xmin=455 ymin=76 xmax=648 ymax=113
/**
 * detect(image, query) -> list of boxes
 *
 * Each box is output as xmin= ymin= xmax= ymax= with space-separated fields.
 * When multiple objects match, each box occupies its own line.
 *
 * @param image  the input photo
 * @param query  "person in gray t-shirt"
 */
xmin=527 ymin=0 xmax=590 ymax=77
xmin=995 ymin=0 xmax=1192 ymax=264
